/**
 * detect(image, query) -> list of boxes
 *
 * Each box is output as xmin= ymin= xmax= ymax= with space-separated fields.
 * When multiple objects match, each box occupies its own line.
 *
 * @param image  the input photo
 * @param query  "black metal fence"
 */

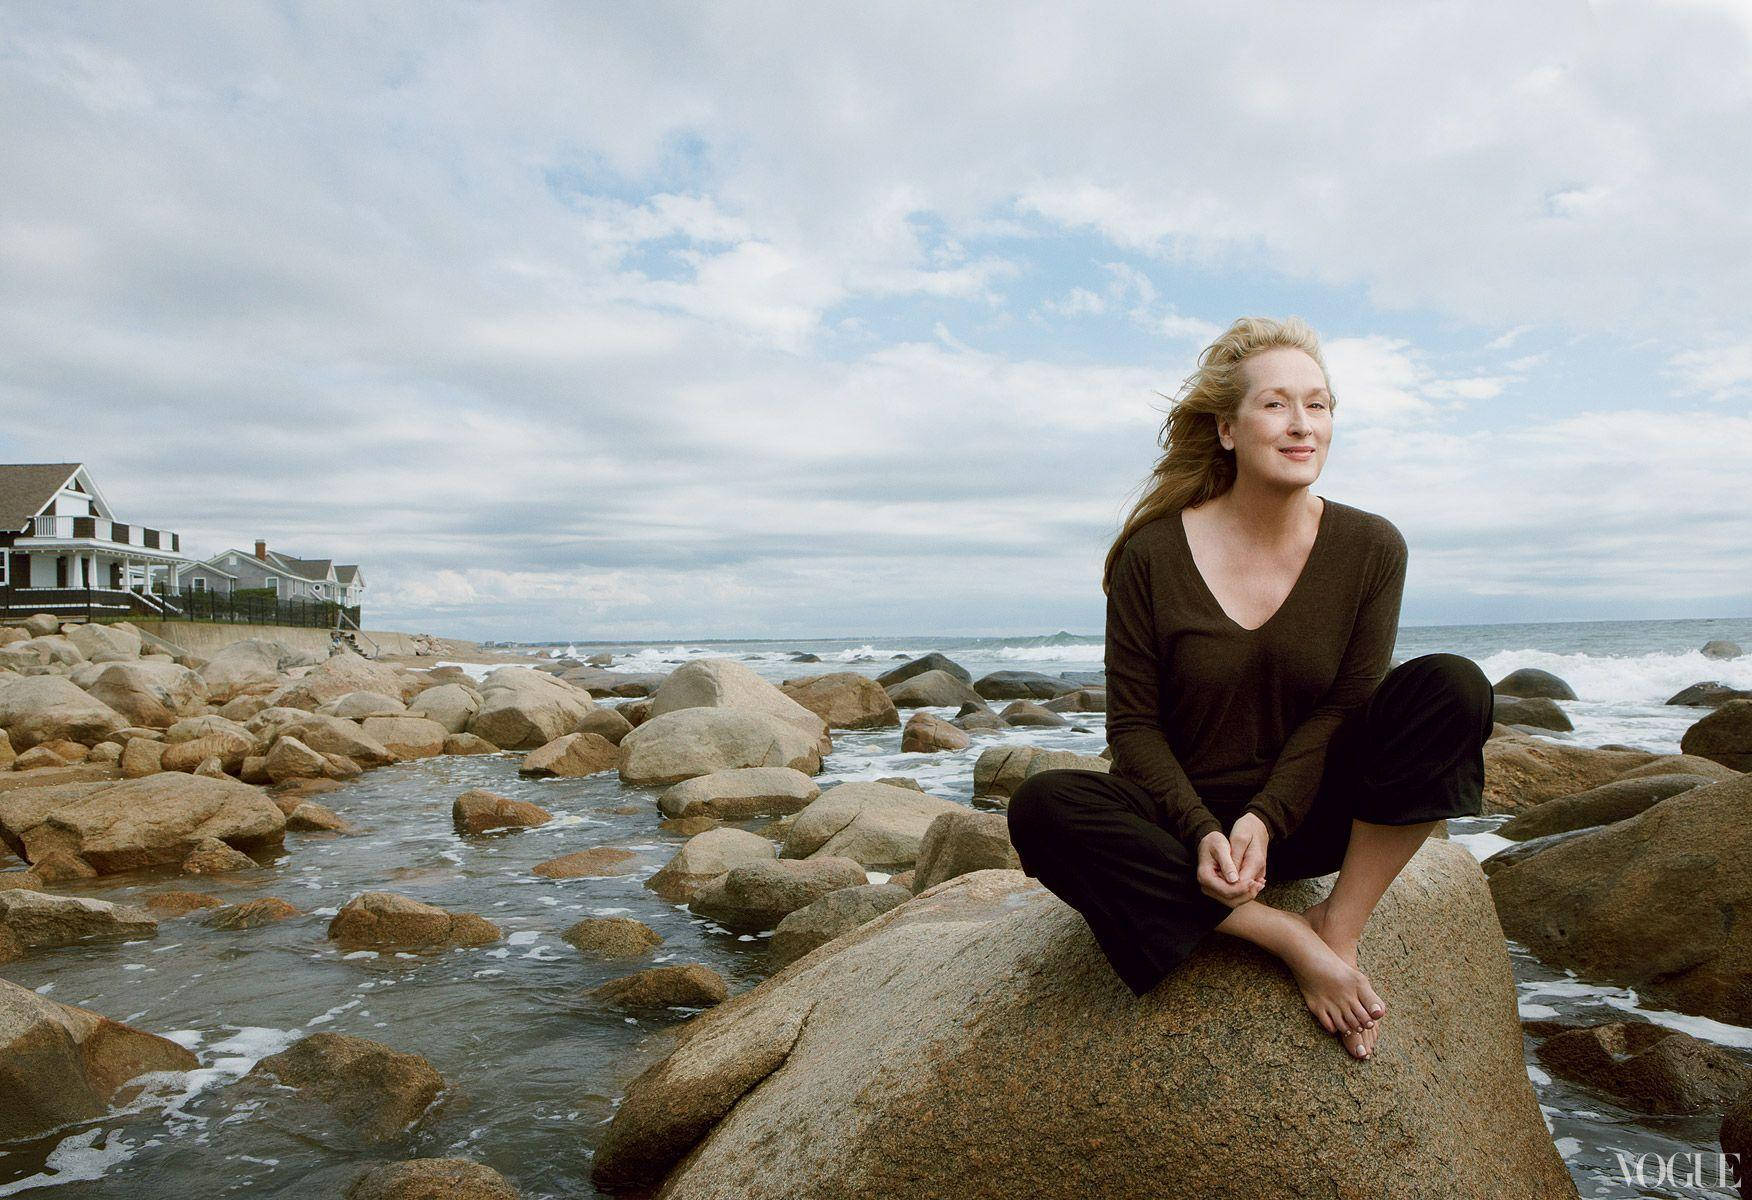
xmin=0 ymin=585 xmax=361 ymax=629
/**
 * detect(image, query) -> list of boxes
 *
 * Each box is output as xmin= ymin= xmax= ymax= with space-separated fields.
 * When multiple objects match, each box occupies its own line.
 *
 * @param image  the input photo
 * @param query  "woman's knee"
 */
xmin=1387 ymin=652 xmax=1494 ymax=738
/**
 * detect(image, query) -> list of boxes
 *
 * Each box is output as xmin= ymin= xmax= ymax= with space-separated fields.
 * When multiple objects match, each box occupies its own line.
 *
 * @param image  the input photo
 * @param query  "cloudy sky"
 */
xmin=1 ymin=2 xmax=1749 ymax=641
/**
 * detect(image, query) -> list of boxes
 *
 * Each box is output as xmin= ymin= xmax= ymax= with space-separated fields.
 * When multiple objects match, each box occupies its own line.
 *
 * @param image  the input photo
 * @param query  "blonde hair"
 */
xmin=1102 ymin=316 xmax=1336 ymax=594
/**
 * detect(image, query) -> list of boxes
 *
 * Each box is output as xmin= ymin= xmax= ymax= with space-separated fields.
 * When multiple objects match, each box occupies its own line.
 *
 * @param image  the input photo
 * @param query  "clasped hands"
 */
xmin=1197 ymin=811 xmax=1269 ymax=907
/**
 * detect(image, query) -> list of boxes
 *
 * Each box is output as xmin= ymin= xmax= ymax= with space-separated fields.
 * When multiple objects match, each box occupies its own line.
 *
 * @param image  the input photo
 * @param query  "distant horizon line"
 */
xmin=454 ymin=612 xmax=1752 ymax=647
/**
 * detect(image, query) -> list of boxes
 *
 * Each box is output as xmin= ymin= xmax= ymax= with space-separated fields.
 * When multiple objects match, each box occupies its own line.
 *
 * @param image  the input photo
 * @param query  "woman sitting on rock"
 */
xmin=1006 ymin=315 xmax=1493 ymax=1061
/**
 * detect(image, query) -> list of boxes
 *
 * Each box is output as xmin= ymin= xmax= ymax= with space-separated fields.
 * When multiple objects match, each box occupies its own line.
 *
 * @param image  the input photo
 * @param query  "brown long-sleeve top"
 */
xmin=1104 ymin=495 xmax=1408 ymax=853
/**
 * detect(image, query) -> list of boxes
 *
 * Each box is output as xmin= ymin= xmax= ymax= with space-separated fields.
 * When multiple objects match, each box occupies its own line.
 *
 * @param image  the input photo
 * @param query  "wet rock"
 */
xmin=14 ymin=773 xmax=284 ymax=875
xmin=443 ymin=732 xmax=500 ymax=755
xmin=1482 ymin=740 xmax=1657 ymax=813
xmin=1616 ymin=754 xmax=1741 ymax=783
xmin=1489 ymin=771 xmax=1752 ymax=1025
xmin=0 ymin=887 xmax=155 ymax=950
xmin=998 ymin=699 xmax=1070 ymax=727
xmin=1497 ymin=774 xmax=1712 ymax=840
xmin=885 ymin=669 xmax=982 ymax=708
xmin=688 ymin=856 xmax=868 ymax=933
xmin=1043 ymin=687 xmax=1105 ymax=713
xmin=182 ymin=836 xmax=260 ymax=874
xmin=245 ymin=1032 xmax=445 ymax=1142
xmin=769 ymin=883 xmax=911 ymax=969
xmin=589 ymin=847 xmax=1573 ymax=1200
xmin=1491 ymin=695 xmax=1573 ymax=732
xmin=778 ymin=672 xmax=899 ymax=730
xmin=328 ymin=891 xmax=501 ymax=949
xmin=287 ymin=802 xmax=350 ymax=832
xmin=452 ymin=789 xmax=551 ymax=835
xmin=1701 ymin=640 xmax=1743 ymax=660
xmin=657 ymin=766 xmax=820 ymax=820
xmin=649 ymin=658 xmax=830 ymax=754
xmin=207 ymin=897 xmax=300 ymax=929
xmin=781 ymin=782 xmax=963 ymax=871
xmin=974 ymin=670 xmax=1081 ymax=701
xmin=405 ymin=683 xmax=481 ymax=733
xmin=144 ymin=890 xmax=223 ymax=917
xmin=465 ymin=667 xmax=598 ymax=750
xmin=910 ymin=809 xmax=1022 ymax=893
xmin=0 ymin=675 xmax=128 ymax=749
xmin=590 ymin=963 xmax=728 ymax=1010
xmin=265 ymin=735 xmax=330 ymax=783
xmin=875 ymin=653 xmax=971 ymax=688
xmin=318 ymin=691 xmax=406 ymax=720
xmin=1680 ymin=699 xmax=1752 ymax=771
xmin=120 ymin=735 xmax=165 ymax=778
xmin=618 ymin=708 xmax=822 ymax=787
xmin=901 ymin=711 xmax=970 ymax=752
xmin=1493 ymin=668 xmax=1578 ymax=700
xmin=646 ymin=827 xmax=777 ymax=903
xmin=1666 ymin=681 xmax=1752 ymax=707
xmin=561 ymin=916 xmax=664 ymax=958
xmin=160 ymin=729 xmax=257 ymax=774
xmin=576 ymin=706 xmax=634 ymax=745
xmin=23 ymin=849 xmax=96 ymax=883
xmin=531 ymin=847 xmax=639 ymax=878
xmin=519 ymin=731 xmax=620 ymax=777
xmin=0 ymin=977 xmax=198 ymax=1141
xmin=345 ymin=1159 xmax=521 ymax=1200
xmin=1531 ymin=1020 xmax=1752 ymax=1114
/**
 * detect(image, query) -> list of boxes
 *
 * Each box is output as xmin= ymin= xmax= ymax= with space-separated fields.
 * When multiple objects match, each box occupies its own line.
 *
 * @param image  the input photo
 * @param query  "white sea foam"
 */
xmin=991 ymin=642 xmax=1105 ymax=663
xmin=0 ymin=1129 xmax=140 ymax=1195
xmin=1467 ymin=647 xmax=1752 ymax=704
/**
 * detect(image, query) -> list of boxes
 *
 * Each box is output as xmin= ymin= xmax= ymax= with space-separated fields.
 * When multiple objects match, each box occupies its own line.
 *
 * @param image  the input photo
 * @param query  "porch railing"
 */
xmin=26 ymin=515 xmax=182 ymax=554
xmin=1 ymin=584 xmax=358 ymax=629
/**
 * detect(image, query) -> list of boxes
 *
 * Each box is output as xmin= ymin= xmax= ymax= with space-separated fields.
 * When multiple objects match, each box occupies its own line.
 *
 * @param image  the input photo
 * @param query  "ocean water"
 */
xmin=2 ymin=615 xmax=1748 ymax=1198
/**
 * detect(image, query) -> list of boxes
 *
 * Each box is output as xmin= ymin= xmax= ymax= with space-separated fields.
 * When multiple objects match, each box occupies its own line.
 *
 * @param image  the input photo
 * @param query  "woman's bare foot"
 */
xmin=1271 ymin=904 xmax=1382 ymax=1060
xmin=1303 ymin=897 xmax=1381 ymax=1059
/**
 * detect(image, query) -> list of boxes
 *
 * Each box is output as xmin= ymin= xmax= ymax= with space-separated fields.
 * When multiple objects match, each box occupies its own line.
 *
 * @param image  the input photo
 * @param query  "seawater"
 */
xmin=2 ymin=614 xmax=1749 ymax=1198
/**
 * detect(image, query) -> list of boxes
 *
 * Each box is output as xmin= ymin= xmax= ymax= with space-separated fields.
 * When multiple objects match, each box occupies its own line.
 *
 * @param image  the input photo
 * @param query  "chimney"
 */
xmin=254 ymin=539 xmax=267 ymax=560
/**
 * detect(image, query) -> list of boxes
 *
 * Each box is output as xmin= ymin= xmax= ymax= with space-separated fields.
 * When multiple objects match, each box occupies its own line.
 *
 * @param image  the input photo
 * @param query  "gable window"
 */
xmin=193 ymin=577 xmax=206 ymax=593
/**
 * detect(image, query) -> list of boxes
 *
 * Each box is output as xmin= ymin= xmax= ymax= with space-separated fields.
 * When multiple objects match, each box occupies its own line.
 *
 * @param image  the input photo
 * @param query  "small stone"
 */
xmin=181 ymin=837 xmax=259 ymax=874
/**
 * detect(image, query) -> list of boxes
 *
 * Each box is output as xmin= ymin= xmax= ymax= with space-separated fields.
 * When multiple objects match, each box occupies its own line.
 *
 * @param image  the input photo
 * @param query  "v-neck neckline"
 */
xmin=1176 ymin=495 xmax=1332 ymax=634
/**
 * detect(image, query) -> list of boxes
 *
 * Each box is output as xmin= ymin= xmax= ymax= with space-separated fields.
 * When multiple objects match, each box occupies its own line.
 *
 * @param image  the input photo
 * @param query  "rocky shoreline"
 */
xmin=1 ymin=616 xmax=1749 ymax=1197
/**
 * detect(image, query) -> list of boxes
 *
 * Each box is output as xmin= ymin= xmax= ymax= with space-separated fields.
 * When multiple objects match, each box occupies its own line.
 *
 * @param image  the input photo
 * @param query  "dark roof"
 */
xmin=334 ymin=565 xmax=360 ymax=584
xmin=268 ymin=552 xmax=333 ymax=581
xmin=0 ymin=463 xmax=80 ymax=531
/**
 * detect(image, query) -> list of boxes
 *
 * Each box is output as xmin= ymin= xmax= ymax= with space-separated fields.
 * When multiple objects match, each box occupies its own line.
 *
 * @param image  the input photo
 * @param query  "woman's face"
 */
xmin=1218 ymin=347 xmax=1332 ymax=489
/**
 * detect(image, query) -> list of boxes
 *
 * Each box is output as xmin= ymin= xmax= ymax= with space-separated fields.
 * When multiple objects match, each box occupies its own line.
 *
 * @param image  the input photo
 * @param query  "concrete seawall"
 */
xmin=128 ymin=620 xmax=458 ymax=659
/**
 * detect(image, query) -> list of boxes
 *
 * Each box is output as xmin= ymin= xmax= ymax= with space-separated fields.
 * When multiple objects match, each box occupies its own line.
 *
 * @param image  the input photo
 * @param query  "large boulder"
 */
xmin=649 ymin=658 xmax=830 ymax=751
xmin=618 ymin=708 xmax=822 ymax=787
xmin=81 ymin=660 xmax=206 ymax=728
xmin=328 ymin=891 xmax=500 ymax=949
xmin=249 ymin=709 xmax=394 ymax=767
xmin=645 ymin=827 xmax=777 ymax=902
xmin=875 ymin=653 xmax=971 ymax=687
xmin=359 ymin=715 xmax=448 ymax=759
xmin=0 ymin=978 xmax=198 ymax=1141
xmin=590 ymin=846 xmax=1573 ymax=1199
xmin=778 ymin=672 xmax=899 ymax=730
xmin=452 ymin=789 xmax=552 ymax=835
xmin=465 ymin=668 xmax=597 ymax=750
xmin=974 ymin=745 xmax=1109 ymax=802
xmin=11 ymin=774 xmax=285 ymax=875
xmin=973 ymin=670 xmax=1081 ymax=700
xmin=318 ymin=691 xmax=406 ymax=720
xmin=1491 ymin=695 xmax=1572 ymax=732
xmin=274 ymin=651 xmax=415 ymax=710
xmin=1679 ymin=699 xmax=1752 ymax=771
xmin=687 ymin=856 xmax=870 ymax=933
xmin=779 ymin=782 xmax=964 ymax=871
xmin=406 ymin=683 xmax=481 ymax=733
xmin=160 ymin=727 xmax=258 ymax=774
xmin=1482 ymin=740 xmax=1657 ymax=813
xmin=901 ymin=711 xmax=970 ymax=752
xmin=518 ymin=732 xmax=620 ymax=778
xmin=1493 ymin=667 xmax=1578 ymax=700
xmin=657 ymin=767 xmax=820 ymax=820
xmin=1496 ymin=774 xmax=1712 ymax=840
xmin=198 ymin=638 xmax=305 ymax=703
xmin=910 ymin=809 xmax=1022 ymax=892
xmin=64 ymin=622 xmax=143 ymax=662
xmin=768 ymin=882 xmax=912 ymax=969
xmin=885 ymin=669 xmax=983 ymax=708
xmin=245 ymin=1032 xmax=445 ymax=1143
xmin=0 ymin=887 xmax=156 ymax=950
xmin=0 ymin=675 xmax=128 ymax=749
xmin=1489 ymin=771 xmax=1752 ymax=1026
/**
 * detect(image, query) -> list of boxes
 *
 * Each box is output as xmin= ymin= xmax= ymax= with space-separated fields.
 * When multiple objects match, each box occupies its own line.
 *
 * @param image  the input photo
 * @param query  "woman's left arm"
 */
xmin=1242 ymin=521 xmax=1409 ymax=843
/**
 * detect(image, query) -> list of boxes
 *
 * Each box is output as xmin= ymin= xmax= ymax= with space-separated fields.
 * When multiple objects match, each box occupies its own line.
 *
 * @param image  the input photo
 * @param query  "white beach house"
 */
xmin=0 ymin=462 xmax=195 ymax=616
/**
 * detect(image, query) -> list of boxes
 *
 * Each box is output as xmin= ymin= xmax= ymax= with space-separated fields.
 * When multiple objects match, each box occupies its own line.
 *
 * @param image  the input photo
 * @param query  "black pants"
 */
xmin=1007 ymin=652 xmax=1495 ymax=998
